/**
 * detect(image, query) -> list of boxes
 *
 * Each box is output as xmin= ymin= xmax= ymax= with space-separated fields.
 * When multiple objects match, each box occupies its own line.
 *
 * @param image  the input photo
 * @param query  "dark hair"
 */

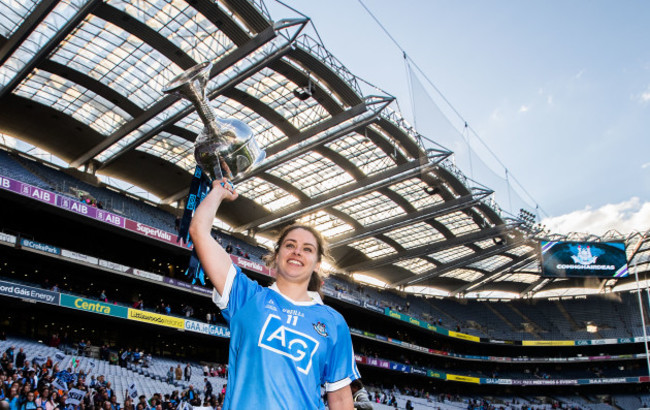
xmin=265 ymin=224 xmax=329 ymax=295
xmin=350 ymin=379 xmax=363 ymax=390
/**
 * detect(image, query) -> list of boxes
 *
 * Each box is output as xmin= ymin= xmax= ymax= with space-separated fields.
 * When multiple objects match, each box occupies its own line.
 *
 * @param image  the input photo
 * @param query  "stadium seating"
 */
xmin=1 ymin=327 xmax=646 ymax=409
xmin=0 ymin=337 xmax=226 ymax=405
xmin=0 ymin=152 xmax=269 ymax=263
xmin=3 ymin=153 xmax=650 ymax=410
xmin=7 ymin=153 xmax=646 ymax=343
xmin=0 ymin=150 xmax=52 ymax=189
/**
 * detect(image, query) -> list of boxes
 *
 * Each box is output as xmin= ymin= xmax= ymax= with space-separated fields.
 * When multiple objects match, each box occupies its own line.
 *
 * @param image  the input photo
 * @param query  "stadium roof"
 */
xmin=0 ymin=0 xmax=648 ymax=299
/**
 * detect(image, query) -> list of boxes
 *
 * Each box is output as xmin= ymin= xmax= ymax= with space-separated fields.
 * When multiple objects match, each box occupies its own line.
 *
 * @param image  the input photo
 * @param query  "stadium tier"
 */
xmin=1 ymin=0 xmax=650 ymax=408
xmin=1 ymin=163 xmax=650 ymax=408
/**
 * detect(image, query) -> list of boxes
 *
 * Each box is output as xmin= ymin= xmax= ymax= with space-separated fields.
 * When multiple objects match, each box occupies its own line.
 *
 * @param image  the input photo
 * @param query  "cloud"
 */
xmin=643 ymin=162 xmax=650 ymax=169
xmin=541 ymin=197 xmax=650 ymax=235
xmin=635 ymin=85 xmax=650 ymax=103
xmin=642 ymin=91 xmax=650 ymax=103
xmin=490 ymin=108 xmax=502 ymax=121
xmin=518 ymin=105 xmax=529 ymax=113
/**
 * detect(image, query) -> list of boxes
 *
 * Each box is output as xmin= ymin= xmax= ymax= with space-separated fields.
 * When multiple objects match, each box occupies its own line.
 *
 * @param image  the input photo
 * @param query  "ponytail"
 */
xmin=308 ymin=271 xmax=323 ymax=298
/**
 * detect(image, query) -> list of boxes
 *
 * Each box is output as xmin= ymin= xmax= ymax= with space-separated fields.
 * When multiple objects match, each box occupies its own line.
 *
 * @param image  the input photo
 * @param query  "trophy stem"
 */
xmin=183 ymin=81 xmax=228 ymax=145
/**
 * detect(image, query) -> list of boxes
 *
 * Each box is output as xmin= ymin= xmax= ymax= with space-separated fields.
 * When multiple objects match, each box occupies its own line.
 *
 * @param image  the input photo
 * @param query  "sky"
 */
xmin=266 ymin=0 xmax=650 ymax=236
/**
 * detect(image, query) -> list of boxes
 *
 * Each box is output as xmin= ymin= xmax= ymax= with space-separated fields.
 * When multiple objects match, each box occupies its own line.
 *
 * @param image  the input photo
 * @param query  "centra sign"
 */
xmin=60 ymin=294 xmax=128 ymax=318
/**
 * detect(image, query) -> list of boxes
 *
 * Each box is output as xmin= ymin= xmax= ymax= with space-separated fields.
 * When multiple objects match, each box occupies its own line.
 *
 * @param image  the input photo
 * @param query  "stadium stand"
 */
xmin=2 ymin=208 xmax=650 ymax=342
xmin=1 ymin=0 xmax=650 ymax=408
xmin=0 ymin=150 xmax=176 ymax=232
xmin=0 ymin=150 xmax=51 ymax=190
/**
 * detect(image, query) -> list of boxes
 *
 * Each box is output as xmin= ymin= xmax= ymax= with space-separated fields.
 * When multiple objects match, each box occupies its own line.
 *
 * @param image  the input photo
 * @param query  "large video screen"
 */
xmin=540 ymin=241 xmax=628 ymax=278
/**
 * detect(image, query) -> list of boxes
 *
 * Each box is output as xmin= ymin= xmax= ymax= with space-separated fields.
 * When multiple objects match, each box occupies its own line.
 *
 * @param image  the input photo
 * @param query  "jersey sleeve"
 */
xmin=323 ymin=312 xmax=361 ymax=392
xmin=211 ymin=264 xmax=263 ymax=323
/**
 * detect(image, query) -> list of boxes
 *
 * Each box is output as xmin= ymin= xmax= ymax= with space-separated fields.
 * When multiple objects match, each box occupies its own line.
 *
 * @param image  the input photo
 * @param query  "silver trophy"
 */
xmin=163 ymin=61 xmax=265 ymax=182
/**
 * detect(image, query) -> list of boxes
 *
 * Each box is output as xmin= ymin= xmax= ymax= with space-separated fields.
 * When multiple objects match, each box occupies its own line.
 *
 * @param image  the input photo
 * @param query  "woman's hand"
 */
xmin=212 ymin=178 xmax=238 ymax=202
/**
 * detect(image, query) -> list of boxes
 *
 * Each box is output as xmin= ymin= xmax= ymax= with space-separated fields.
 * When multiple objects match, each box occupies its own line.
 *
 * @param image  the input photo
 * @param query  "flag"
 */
xmin=52 ymin=376 xmax=68 ymax=392
xmin=33 ymin=355 xmax=47 ymax=366
xmin=128 ymin=383 xmax=138 ymax=399
xmin=66 ymin=388 xmax=85 ymax=405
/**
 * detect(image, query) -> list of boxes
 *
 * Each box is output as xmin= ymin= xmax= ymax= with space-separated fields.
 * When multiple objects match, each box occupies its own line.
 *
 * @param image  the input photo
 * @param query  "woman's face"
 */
xmin=275 ymin=228 xmax=320 ymax=285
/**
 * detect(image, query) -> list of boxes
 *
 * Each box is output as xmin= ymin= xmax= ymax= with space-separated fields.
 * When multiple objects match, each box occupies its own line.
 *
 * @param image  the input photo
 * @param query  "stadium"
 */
xmin=0 ymin=0 xmax=649 ymax=409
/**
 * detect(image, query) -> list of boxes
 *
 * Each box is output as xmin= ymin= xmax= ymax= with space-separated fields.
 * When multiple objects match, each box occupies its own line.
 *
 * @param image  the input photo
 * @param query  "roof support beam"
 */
xmin=264 ymin=102 xmax=368 ymax=157
xmin=160 ymin=98 xmax=387 ymax=205
xmin=235 ymin=155 xmax=448 ymax=233
xmin=0 ymin=0 xmax=58 ymax=67
xmin=258 ymin=172 xmax=308 ymax=202
xmin=450 ymin=250 xmax=538 ymax=296
xmin=627 ymin=232 xmax=648 ymax=265
xmin=69 ymin=22 xmax=289 ymax=169
xmin=391 ymin=240 xmax=527 ymax=288
xmin=0 ymin=0 xmax=102 ymax=100
xmin=39 ymin=60 xmax=143 ymax=117
xmin=93 ymin=3 xmax=196 ymax=69
xmin=329 ymin=193 xmax=483 ymax=249
xmin=233 ymin=98 xmax=390 ymax=184
xmin=95 ymin=20 xmax=309 ymax=170
xmin=342 ymin=224 xmax=508 ymax=271
xmin=519 ymin=278 xmax=550 ymax=298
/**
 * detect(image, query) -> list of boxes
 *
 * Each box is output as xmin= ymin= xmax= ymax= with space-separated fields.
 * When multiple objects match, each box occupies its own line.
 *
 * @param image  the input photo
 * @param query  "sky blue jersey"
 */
xmin=213 ymin=265 xmax=361 ymax=409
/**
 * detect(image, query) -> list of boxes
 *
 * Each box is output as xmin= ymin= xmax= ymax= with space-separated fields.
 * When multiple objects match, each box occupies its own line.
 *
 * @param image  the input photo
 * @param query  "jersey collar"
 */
xmin=269 ymin=283 xmax=324 ymax=306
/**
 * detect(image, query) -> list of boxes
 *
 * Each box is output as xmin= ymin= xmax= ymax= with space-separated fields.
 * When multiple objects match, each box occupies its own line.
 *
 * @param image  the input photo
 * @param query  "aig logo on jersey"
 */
xmin=258 ymin=314 xmax=319 ymax=374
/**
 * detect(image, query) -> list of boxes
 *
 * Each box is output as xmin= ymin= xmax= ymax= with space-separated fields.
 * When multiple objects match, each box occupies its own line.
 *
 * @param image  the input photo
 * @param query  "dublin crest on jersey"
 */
xmin=313 ymin=321 xmax=328 ymax=337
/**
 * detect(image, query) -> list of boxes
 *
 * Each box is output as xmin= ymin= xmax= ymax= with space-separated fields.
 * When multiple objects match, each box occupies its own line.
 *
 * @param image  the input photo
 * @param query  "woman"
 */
xmin=36 ymin=388 xmax=50 ymax=410
xmin=45 ymin=391 xmax=59 ymax=410
xmin=19 ymin=391 xmax=37 ymax=410
xmin=190 ymin=179 xmax=360 ymax=410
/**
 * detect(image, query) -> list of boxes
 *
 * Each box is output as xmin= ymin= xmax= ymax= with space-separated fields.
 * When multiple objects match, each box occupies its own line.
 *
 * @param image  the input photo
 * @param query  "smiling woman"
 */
xmin=264 ymin=224 xmax=329 ymax=300
xmin=189 ymin=178 xmax=360 ymax=410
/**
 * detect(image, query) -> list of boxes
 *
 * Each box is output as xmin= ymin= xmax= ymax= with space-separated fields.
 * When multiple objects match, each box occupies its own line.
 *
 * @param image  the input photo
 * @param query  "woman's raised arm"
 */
xmin=188 ymin=178 xmax=238 ymax=295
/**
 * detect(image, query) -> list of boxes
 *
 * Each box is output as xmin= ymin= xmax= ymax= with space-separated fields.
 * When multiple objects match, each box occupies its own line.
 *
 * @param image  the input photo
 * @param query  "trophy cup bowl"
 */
xmin=163 ymin=62 xmax=265 ymax=181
